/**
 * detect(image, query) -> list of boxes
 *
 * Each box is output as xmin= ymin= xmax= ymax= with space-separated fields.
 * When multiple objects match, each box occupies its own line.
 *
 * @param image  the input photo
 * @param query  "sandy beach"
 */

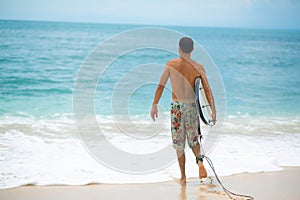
xmin=0 ymin=166 xmax=299 ymax=200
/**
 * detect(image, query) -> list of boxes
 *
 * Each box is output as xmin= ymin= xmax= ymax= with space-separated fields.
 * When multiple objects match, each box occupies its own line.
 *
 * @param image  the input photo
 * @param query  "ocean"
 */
xmin=0 ymin=20 xmax=300 ymax=188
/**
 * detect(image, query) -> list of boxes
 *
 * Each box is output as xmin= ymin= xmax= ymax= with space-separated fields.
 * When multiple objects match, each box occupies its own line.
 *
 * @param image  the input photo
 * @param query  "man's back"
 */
xmin=167 ymin=57 xmax=204 ymax=103
xmin=151 ymin=36 xmax=215 ymax=123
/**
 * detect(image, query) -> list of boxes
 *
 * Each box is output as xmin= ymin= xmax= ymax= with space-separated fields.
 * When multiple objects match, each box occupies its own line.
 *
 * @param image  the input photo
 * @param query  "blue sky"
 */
xmin=0 ymin=0 xmax=300 ymax=29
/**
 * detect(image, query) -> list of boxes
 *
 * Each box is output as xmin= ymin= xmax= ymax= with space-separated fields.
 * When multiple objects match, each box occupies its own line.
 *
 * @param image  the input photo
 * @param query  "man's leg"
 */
xmin=170 ymin=102 xmax=186 ymax=183
xmin=192 ymin=143 xmax=207 ymax=179
xmin=176 ymin=149 xmax=186 ymax=184
xmin=185 ymin=103 xmax=208 ymax=179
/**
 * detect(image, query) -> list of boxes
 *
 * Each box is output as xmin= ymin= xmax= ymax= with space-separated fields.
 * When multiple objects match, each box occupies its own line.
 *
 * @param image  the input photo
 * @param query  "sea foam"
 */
xmin=0 ymin=115 xmax=299 ymax=188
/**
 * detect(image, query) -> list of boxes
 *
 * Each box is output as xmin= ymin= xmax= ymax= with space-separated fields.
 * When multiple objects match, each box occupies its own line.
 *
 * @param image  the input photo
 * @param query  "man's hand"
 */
xmin=150 ymin=104 xmax=158 ymax=121
xmin=211 ymin=109 xmax=217 ymax=125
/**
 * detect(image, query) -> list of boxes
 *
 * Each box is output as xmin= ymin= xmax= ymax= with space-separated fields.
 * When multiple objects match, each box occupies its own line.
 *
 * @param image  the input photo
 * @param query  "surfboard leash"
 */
xmin=198 ymin=136 xmax=254 ymax=200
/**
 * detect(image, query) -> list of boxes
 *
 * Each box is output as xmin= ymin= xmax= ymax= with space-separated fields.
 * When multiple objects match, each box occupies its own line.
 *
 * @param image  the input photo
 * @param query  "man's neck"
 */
xmin=180 ymin=53 xmax=191 ymax=60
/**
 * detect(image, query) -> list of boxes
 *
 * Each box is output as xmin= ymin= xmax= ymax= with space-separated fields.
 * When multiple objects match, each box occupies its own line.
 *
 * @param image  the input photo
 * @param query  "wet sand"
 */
xmin=0 ymin=167 xmax=299 ymax=200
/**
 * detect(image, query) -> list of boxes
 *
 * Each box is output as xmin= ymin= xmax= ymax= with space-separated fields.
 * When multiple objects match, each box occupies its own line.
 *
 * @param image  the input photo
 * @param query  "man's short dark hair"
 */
xmin=179 ymin=37 xmax=194 ymax=53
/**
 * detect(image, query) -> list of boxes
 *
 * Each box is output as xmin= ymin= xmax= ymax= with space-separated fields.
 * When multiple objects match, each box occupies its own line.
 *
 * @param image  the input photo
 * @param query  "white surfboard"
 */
xmin=195 ymin=77 xmax=215 ymax=126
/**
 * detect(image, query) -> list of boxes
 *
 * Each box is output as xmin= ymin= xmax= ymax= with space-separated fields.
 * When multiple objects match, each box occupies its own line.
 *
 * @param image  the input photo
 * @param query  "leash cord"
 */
xmin=199 ymin=139 xmax=254 ymax=200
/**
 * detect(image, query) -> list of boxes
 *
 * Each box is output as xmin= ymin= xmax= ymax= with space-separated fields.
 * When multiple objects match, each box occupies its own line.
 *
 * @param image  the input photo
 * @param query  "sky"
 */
xmin=0 ymin=0 xmax=300 ymax=29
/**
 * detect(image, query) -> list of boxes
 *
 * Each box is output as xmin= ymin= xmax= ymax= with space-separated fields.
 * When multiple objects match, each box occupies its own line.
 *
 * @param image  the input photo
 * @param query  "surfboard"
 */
xmin=195 ymin=77 xmax=215 ymax=126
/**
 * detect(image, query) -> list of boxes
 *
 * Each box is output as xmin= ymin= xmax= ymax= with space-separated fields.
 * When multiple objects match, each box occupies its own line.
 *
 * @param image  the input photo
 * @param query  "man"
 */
xmin=150 ymin=37 xmax=216 ymax=184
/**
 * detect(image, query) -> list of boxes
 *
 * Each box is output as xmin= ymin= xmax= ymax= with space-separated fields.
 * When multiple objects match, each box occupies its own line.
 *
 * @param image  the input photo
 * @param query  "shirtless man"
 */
xmin=150 ymin=37 xmax=216 ymax=184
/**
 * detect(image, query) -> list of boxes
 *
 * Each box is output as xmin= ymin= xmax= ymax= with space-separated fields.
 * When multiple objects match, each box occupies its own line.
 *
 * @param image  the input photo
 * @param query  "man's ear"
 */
xmin=178 ymin=47 xmax=182 ymax=55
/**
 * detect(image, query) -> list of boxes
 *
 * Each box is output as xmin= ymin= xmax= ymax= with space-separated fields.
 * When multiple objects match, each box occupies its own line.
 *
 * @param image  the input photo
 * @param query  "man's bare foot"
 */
xmin=198 ymin=162 xmax=207 ymax=179
xmin=177 ymin=177 xmax=186 ymax=185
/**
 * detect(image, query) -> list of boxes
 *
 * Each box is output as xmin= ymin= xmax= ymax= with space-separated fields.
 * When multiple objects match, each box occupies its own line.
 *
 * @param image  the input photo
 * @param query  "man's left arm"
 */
xmin=150 ymin=66 xmax=170 ymax=121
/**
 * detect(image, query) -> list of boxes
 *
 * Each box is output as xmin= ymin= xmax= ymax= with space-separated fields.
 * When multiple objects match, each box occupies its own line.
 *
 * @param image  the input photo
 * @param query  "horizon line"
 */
xmin=1 ymin=18 xmax=300 ymax=31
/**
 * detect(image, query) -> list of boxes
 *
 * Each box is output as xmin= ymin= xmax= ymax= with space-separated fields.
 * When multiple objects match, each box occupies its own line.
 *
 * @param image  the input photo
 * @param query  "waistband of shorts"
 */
xmin=171 ymin=101 xmax=196 ymax=106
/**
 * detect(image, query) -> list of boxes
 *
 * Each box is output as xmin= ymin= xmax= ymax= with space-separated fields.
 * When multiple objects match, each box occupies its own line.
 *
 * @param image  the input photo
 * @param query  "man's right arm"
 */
xmin=197 ymin=65 xmax=217 ymax=123
xmin=201 ymin=74 xmax=216 ymax=121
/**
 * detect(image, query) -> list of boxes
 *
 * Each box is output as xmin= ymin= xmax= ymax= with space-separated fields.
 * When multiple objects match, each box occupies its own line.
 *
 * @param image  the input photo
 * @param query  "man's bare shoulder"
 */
xmin=166 ymin=58 xmax=181 ymax=66
xmin=190 ymin=59 xmax=206 ymax=74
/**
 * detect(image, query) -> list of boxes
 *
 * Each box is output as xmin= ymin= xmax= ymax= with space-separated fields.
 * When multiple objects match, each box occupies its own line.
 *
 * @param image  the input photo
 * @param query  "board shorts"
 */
xmin=170 ymin=101 xmax=199 ymax=150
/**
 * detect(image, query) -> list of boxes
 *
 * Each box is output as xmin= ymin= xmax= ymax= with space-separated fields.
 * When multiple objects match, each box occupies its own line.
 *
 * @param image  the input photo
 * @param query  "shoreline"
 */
xmin=0 ymin=166 xmax=299 ymax=200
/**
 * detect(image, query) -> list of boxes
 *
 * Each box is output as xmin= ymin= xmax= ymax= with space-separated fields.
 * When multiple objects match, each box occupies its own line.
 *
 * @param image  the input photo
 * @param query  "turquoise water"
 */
xmin=0 ymin=20 xmax=300 ymax=117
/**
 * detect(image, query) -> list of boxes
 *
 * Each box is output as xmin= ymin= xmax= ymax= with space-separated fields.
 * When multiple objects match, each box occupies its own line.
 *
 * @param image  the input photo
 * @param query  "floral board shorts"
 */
xmin=170 ymin=101 xmax=200 ymax=150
